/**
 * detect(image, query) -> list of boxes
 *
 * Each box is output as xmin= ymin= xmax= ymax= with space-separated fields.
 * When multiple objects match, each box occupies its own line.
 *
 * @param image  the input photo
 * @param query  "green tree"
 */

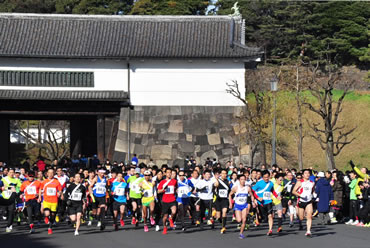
xmin=130 ymin=0 xmax=209 ymax=15
xmin=55 ymin=0 xmax=134 ymax=14
xmin=0 ymin=0 xmax=56 ymax=13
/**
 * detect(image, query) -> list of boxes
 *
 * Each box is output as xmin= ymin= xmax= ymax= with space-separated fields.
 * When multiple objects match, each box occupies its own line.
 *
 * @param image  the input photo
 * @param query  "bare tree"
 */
xmin=11 ymin=120 xmax=70 ymax=162
xmin=304 ymin=64 xmax=356 ymax=170
xmin=227 ymin=70 xmax=272 ymax=167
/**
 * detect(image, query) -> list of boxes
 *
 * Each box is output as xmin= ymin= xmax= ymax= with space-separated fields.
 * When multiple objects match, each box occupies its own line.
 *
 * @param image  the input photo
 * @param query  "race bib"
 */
xmin=263 ymin=192 xmax=271 ymax=200
xmin=235 ymin=196 xmax=247 ymax=205
xmin=178 ymin=187 xmax=190 ymax=197
xmin=96 ymin=187 xmax=106 ymax=194
xmin=71 ymin=193 xmax=82 ymax=201
xmin=131 ymin=184 xmax=141 ymax=194
xmin=27 ymin=186 xmax=37 ymax=195
xmin=115 ymin=188 xmax=125 ymax=196
xmin=46 ymin=187 xmax=57 ymax=196
xmin=4 ymin=190 xmax=12 ymax=198
xmin=165 ymin=185 xmax=174 ymax=194
xmin=143 ymin=189 xmax=153 ymax=198
xmin=219 ymin=189 xmax=228 ymax=198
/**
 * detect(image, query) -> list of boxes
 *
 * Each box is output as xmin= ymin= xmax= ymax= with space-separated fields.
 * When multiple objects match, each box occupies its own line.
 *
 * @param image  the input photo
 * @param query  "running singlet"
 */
xmin=298 ymin=179 xmax=314 ymax=203
xmin=127 ymin=176 xmax=144 ymax=199
xmin=141 ymin=180 xmax=155 ymax=204
xmin=177 ymin=179 xmax=194 ymax=200
xmin=252 ymin=180 xmax=274 ymax=205
xmin=189 ymin=177 xmax=200 ymax=198
xmin=158 ymin=179 xmax=177 ymax=203
xmin=111 ymin=181 xmax=128 ymax=203
xmin=197 ymin=178 xmax=215 ymax=200
xmin=42 ymin=179 xmax=62 ymax=203
xmin=55 ymin=175 xmax=69 ymax=189
xmin=272 ymin=183 xmax=283 ymax=205
xmin=21 ymin=180 xmax=41 ymax=201
xmin=1 ymin=176 xmax=22 ymax=199
xmin=234 ymin=185 xmax=249 ymax=210
xmin=93 ymin=176 xmax=107 ymax=197
xmin=217 ymin=179 xmax=230 ymax=199
xmin=66 ymin=183 xmax=86 ymax=203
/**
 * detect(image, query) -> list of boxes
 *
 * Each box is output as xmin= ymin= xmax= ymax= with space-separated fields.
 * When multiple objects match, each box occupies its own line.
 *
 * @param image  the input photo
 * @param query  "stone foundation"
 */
xmin=113 ymin=106 xmax=255 ymax=166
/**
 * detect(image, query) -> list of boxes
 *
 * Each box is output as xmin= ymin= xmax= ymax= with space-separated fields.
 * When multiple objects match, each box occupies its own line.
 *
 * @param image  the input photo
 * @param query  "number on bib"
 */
xmin=178 ymin=187 xmax=190 ymax=197
xmin=27 ymin=186 xmax=37 ymax=195
xmin=71 ymin=193 xmax=82 ymax=201
xmin=143 ymin=189 xmax=153 ymax=198
xmin=115 ymin=188 xmax=125 ymax=196
xmin=218 ymin=189 xmax=228 ymax=198
xmin=165 ymin=186 xmax=174 ymax=194
xmin=46 ymin=187 xmax=56 ymax=196
xmin=263 ymin=192 xmax=271 ymax=200
xmin=96 ymin=187 xmax=106 ymax=194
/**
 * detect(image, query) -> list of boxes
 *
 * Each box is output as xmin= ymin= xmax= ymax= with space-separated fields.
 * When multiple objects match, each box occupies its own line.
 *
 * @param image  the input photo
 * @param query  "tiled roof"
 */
xmin=0 ymin=13 xmax=261 ymax=59
xmin=0 ymin=90 xmax=127 ymax=101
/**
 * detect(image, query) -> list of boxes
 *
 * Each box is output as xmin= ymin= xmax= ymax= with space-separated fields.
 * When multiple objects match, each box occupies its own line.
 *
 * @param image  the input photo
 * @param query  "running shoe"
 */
xmin=44 ymin=217 xmax=49 ymax=224
xmin=48 ymin=228 xmax=53 ymax=235
xmin=267 ymin=230 xmax=272 ymax=236
xmin=182 ymin=227 xmax=186 ymax=232
xmin=162 ymin=226 xmax=167 ymax=235
xmin=207 ymin=219 xmax=213 ymax=225
xmin=169 ymin=218 xmax=174 ymax=228
xmin=355 ymin=222 xmax=364 ymax=227
xmin=330 ymin=218 xmax=338 ymax=224
xmin=150 ymin=217 xmax=155 ymax=226
xmin=277 ymin=227 xmax=282 ymax=233
xmin=74 ymin=230 xmax=79 ymax=236
xmin=195 ymin=220 xmax=200 ymax=227
xmin=345 ymin=219 xmax=354 ymax=225
xmin=97 ymin=221 xmax=101 ymax=227
xmin=5 ymin=227 xmax=12 ymax=233
xmin=144 ymin=225 xmax=149 ymax=232
xmin=131 ymin=217 xmax=136 ymax=225
xmin=87 ymin=221 xmax=92 ymax=226
xmin=220 ymin=227 xmax=226 ymax=234
xmin=289 ymin=222 xmax=294 ymax=228
xmin=155 ymin=225 xmax=160 ymax=232
xmin=55 ymin=215 xmax=60 ymax=223
xmin=237 ymin=223 xmax=241 ymax=230
xmin=120 ymin=219 xmax=125 ymax=227
xmin=100 ymin=223 xmax=105 ymax=231
xmin=312 ymin=210 xmax=318 ymax=217
xmin=305 ymin=232 xmax=312 ymax=238
xmin=239 ymin=234 xmax=245 ymax=239
xmin=29 ymin=224 xmax=34 ymax=234
xmin=351 ymin=220 xmax=359 ymax=225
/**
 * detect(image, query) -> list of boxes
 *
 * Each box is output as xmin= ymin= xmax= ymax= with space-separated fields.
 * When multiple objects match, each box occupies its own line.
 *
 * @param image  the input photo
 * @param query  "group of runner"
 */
xmin=0 ymin=164 xmax=318 ymax=239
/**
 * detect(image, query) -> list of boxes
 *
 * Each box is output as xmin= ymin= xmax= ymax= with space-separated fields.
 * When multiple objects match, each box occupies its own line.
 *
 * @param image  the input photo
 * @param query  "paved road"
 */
xmin=1 ymin=218 xmax=369 ymax=248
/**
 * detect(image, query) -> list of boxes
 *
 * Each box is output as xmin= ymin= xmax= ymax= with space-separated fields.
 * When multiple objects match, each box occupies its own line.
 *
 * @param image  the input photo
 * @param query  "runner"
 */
xmin=215 ymin=169 xmax=230 ymax=234
xmin=157 ymin=168 xmax=177 ymax=234
xmin=195 ymin=170 xmax=218 ymax=229
xmin=88 ymin=169 xmax=108 ymax=231
xmin=293 ymin=169 xmax=315 ymax=237
xmin=140 ymin=170 xmax=155 ymax=232
xmin=39 ymin=168 xmax=63 ymax=235
xmin=1 ymin=168 xmax=22 ymax=232
xmin=252 ymin=170 xmax=280 ymax=236
xmin=65 ymin=173 xmax=86 ymax=236
xmin=176 ymin=170 xmax=194 ymax=231
xmin=55 ymin=167 xmax=69 ymax=223
xmin=189 ymin=170 xmax=201 ymax=226
xmin=20 ymin=171 xmax=41 ymax=233
xmin=282 ymin=171 xmax=297 ymax=227
xmin=111 ymin=172 xmax=128 ymax=231
xmin=153 ymin=170 xmax=164 ymax=231
xmin=85 ymin=170 xmax=96 ymax=226
xmin=127 ymin=167 xmax=144 ymax=227
xmin=272 ymin=173 xmax=284 ymax=234
xmin=229 ymin=174 xmax=255 ymax=239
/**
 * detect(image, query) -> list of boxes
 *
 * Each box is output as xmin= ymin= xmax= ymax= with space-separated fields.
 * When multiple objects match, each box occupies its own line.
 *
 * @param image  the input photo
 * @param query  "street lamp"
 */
xmin=270 ymin=76 xmax=278 ymax=166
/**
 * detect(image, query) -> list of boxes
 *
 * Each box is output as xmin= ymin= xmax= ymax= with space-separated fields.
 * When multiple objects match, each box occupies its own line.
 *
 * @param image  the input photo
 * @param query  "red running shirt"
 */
xmin=158 ymin=179 xmax=177 ymax=203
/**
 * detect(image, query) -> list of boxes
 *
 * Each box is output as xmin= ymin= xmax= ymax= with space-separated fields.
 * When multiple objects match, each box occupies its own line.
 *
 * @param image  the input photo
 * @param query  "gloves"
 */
xmin=349 ymin=160 xmax=355 ymax=169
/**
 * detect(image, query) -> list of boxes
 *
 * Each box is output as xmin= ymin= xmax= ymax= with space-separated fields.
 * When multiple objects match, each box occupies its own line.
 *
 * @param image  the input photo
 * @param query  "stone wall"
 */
xmin=113 ymin=106 xmax=254 ymax=166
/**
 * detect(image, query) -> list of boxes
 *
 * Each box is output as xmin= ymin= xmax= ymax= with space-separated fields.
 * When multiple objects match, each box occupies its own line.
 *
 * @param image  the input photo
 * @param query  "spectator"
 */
xmin=21 ymin=157 xmax=31 ymax=170
xmin=315 ymin=171 xmax=334 ymax=225
xmin=346 ymin=171 xmax=359 ymax=225
xmin=131 ymin=154 xmax=138 ymax=166
xmin=36 ymin=157 xmax=46 ymax=172
xmin=330 ymin=171 xmax=344 ymax=223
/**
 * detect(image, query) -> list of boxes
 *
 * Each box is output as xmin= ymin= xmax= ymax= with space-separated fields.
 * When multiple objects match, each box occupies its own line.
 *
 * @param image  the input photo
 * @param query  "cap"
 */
xmin=144 ymin=170 xmax=151 ymax=176
xmin=15 ymin=169 xmax=21 ymax=173
xmin=317 ymin=171 xmax=325 ymax=178
xmin=135 ymin=168 xmax=141 ymax=174
xmin=98 ymin=169 xmax=106 ymax=173
xmin=229 ymin=166 xmax=234 ymax=169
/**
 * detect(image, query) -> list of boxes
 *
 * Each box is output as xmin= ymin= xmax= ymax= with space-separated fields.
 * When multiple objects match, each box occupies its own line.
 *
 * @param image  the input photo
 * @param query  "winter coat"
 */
xmin=331 ymin=180 xmax=343 ymax=207
xmin=315 ymin=178 xmax=334 ymax=213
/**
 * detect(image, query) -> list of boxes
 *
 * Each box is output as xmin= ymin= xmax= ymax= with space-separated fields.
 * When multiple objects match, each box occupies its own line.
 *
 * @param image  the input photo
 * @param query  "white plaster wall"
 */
xmin=0 ymin=58 xmax=128 ymax=91
xmin=130 ymin=60 xmax=245 ymax=106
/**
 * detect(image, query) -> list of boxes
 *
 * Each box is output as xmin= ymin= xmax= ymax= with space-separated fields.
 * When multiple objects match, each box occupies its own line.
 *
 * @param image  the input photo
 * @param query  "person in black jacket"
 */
xmin=358 ymin=181 xmax=370 ymax=226
xmin=64 ymin=173 xmax=86 ymax=236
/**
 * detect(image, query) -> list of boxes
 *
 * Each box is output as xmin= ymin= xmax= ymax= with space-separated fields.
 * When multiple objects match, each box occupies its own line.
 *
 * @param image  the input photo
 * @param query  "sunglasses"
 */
xmin=179 ymin=174 xmax=185 ymax=176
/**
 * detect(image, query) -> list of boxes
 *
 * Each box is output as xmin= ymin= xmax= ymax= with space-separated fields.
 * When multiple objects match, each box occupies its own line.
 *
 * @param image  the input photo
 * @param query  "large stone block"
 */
xmin=151 ymin=145 xmax=172 ymax=160
xmin=207 ymin=133 xmax=221 ymax=145
xmin=178 ymin=141 xmax=195 ymax=153
xmin=186 ymin=134 xmax=192 ymax=142
xmin=196 ymin=135 xmax=208 ymax=146
xmin=222 ymin=148 xmax=233 ymax=156
xmin=133 ymin=144 xmax=145 ymax=156
xmin=159 ymin=132 xmax=179 ymax=141
xmin=152 ymin=115 xmax=169 ymax=124
xmin=240 ymin=144 xmax=250 ymax=155
xmin=170 ymin=106 xmax=182 ymax=115
xmin=115 ymin=139 xmax=134 ymax=153
xmin=168 ymin=120 xmax=183 ymax=133
xmin=200 ymin=150 xmax=218 ymax=164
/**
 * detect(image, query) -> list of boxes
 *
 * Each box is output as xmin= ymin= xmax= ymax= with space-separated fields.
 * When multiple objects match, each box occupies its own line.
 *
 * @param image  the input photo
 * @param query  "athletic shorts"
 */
xmin=234 ymin=203 xmax=248 ymax=211
xmin=298 ymin=201 xmax=312 ymax=209
xmin=259 ymin=203 xmax=273 ymax=216
xmin=215 ymin=198 xmax=229 ymax=211
xmin=43 ymin=201 xmax=58 ymax=212
xmin=68 ymin=204 xmax=83 ymax=215
xmin=273 ymin=203 xmax=283 ymax=211
xmin=162 ymin=201 xmax=177 ymax=214
xmin=131 ymin=198 xmax=142 ymax=206
xmin=113 ymin=201 xmax=126 ymax=211
xmin=93 ymin=196 xmax=106 ymax=208
xmin=177 ymin=197 xmax=190 ymax=206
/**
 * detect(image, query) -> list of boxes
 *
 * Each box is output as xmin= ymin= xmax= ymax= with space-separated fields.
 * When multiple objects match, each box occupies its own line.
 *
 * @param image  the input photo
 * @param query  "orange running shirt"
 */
xmin=21 ymin=180 xmax=41 ymax=201
xmin=41 ymin=178 xmax=62 ymax=203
